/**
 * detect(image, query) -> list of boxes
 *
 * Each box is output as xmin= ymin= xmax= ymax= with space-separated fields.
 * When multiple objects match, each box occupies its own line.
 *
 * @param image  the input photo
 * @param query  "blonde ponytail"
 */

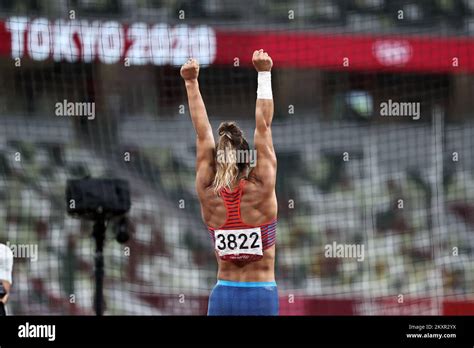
xmin=213 ymin=122 xmax=249 ymax=193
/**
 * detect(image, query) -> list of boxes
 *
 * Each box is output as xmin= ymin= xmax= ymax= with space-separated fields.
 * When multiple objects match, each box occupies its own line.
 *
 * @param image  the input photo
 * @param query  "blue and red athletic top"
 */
xmin=207 ymin=179 xmax=277 ymax=262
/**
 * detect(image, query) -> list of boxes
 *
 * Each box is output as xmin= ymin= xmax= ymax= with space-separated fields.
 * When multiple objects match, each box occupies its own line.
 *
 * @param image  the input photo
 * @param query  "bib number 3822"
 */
xmin=214 ymin=228 xmax=263 ymax=257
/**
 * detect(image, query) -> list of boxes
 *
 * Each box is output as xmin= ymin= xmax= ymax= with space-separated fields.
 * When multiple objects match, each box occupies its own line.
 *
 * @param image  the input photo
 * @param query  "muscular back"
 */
xmin=197 ymin=172 xmax=277 ymax=282
xmin=198 ymin=175 xmax=277 ymax=229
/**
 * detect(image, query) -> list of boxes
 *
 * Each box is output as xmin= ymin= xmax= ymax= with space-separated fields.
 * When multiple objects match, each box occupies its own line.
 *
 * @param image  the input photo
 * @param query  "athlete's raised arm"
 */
xmin=180 ymin=58 xmax=216 ymax=189
xmin=251 ymin=49 xmax=276 ymax=188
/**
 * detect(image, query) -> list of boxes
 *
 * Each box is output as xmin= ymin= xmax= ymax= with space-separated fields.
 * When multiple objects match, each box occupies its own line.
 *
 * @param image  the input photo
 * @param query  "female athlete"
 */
xmin=180 ymin=49 xmax=277 ymax=315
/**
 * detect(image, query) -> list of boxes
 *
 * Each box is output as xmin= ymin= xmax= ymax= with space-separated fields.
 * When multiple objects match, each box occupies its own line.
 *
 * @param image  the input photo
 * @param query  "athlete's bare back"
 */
xmin=199 ymin=176 xmax=277 ymax=282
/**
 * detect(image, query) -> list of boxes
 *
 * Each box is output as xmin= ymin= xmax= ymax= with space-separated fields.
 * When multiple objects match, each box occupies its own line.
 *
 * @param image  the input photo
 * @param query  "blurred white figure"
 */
xmin=0 ymin=242 xmax=14 ymax=315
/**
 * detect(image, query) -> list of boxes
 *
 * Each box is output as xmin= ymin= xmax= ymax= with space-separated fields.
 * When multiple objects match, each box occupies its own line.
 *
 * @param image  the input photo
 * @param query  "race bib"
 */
xmin=214 ymin=228 xmax=263 ymax=257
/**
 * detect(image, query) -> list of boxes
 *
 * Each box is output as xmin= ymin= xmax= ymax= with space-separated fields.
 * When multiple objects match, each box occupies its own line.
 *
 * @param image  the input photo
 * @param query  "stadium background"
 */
xmin=0 ymin=0 xmax=473 ymax=315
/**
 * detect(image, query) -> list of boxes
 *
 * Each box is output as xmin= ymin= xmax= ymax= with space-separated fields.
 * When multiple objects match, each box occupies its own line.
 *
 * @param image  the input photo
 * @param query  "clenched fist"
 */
xmin=180 ymin=58 xmax=199 ymax=81
xmin=252 ymin=49 xmax=273 ymax=72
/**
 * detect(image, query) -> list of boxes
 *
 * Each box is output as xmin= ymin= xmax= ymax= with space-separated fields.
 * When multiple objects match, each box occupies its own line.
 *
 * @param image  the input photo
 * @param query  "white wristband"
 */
xmin=257 ymin=71 xmax=272 ymax=100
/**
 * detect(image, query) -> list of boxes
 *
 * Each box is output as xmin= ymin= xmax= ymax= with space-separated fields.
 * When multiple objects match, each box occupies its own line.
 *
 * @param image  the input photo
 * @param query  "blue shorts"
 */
xmin=207 ymin=279 xmax=279 ymax=316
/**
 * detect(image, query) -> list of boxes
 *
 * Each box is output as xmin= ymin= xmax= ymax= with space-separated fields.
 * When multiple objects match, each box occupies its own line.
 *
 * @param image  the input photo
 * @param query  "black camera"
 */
xmin=65 ymin=177 xmax=132 ymax=315
xmin=66 ymin=178 xmax=131 ymax=220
